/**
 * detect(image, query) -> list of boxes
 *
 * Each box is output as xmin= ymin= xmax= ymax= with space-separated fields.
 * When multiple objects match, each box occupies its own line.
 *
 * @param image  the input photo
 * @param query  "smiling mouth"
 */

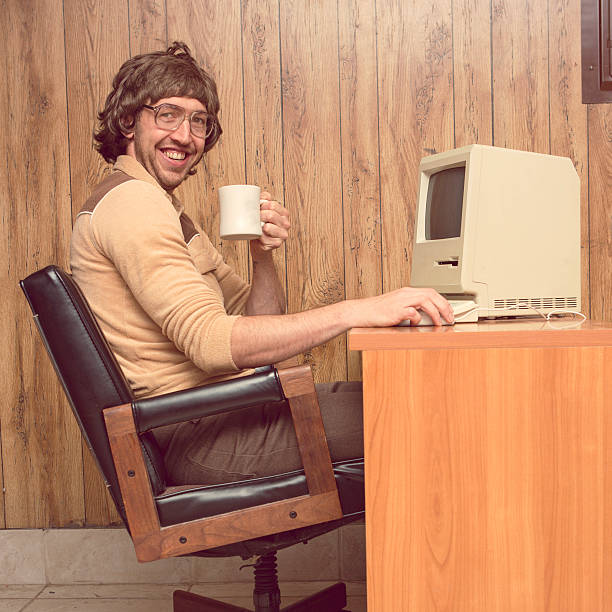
xmin=162 ymin=149 xmax=187 ymax=161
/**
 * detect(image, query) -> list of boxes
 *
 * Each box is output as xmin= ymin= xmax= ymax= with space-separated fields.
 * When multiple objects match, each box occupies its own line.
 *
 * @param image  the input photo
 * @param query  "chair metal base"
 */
xmin=173 ymin=582 xmax=349 ymax=611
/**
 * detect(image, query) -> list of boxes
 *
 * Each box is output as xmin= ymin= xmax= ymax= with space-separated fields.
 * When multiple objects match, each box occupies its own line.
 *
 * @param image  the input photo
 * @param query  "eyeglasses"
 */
xmin=142 ymin=103 xmax=215 ymax=139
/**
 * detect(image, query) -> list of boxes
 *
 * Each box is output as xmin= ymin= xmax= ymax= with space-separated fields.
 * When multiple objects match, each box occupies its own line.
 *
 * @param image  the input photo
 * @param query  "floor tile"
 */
xmin=190 ymin=555 xmax=252 ymax=584
xmin=39 ymin=584 xmax=184 ymax=599
xmin=0 ymin=582 xmax=366 ymax=612
xmin=0 ymin=531 xmax=46 ymax=584
xmin=340 ymin=523 xmax=366 ymax=581
xmin=25 ymin=599 xmax=173 ymax=611
xmin=276 ymin=530 xmax=340 ymax=581
xmin=345 ymin=581 xmax=367 ymax=596
xmin=0 ymin=602 xmax=30 ymax=612
xmin=0 ymin=585 xmax=45 ymax=598
xmin=44 ymin=530 xmax=192 ymax=585
xmin=189 ymin=582 xmax=253 ymax=597
xmin=346 ymin=594 xmax=367 ymax=612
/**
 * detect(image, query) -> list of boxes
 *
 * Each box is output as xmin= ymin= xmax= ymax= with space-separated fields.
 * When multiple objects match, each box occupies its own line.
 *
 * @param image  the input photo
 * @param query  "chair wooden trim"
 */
xmin=104 ymin=365 xmax=343 ymax=562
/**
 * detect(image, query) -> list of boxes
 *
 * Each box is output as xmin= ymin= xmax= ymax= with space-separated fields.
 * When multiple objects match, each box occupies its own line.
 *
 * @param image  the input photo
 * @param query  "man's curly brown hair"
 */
xmin=94 ymin=42 xmax=222 ymax=164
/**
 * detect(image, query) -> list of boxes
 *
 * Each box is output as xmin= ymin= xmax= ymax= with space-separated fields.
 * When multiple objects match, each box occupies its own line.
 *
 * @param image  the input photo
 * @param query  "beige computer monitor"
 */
xmin=410 ymin=144 xmax=581 ymax=317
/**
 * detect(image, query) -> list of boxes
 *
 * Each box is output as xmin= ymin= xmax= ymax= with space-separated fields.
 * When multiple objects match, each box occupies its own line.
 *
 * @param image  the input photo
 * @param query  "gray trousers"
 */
xmin=162 ymin=381 xmax=363 ymax=485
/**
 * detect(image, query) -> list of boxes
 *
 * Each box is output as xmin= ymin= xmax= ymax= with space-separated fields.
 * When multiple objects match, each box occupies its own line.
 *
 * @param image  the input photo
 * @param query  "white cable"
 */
xmin=453 ymin=306 xmax=480 ymax=322
xmin=505 ymin=303 xmax=587 ymax=328
xmin=453 ymin=303 xmax=587 ymax=328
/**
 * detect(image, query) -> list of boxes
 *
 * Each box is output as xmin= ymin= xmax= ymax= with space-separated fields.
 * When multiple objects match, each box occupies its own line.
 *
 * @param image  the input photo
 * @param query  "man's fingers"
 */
xmin=260 ymin=204 xmax=290 ymax=230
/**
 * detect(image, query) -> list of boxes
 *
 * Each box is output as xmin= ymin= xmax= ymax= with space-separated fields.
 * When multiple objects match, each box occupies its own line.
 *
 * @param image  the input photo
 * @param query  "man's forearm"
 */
xmin=232 ymin=286 xmax=455 ymax=368
xmin=245 ymin=251 xmax=286 ymax=315
xmin=231 ymin=300 xmax=352 ymax=368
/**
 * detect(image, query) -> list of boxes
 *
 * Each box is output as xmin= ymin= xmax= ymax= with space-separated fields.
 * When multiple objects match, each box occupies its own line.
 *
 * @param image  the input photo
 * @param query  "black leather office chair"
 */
xmin=20 ymin=266 xmax=364 ymax=612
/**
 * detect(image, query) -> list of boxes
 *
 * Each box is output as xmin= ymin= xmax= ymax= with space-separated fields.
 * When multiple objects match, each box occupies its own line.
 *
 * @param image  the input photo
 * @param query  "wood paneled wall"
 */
xmin=2 ymin=0 xmax=610 ymax=528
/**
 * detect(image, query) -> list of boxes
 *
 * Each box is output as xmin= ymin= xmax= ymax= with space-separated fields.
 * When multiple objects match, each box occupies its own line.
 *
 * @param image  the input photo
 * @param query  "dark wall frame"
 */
xmin=582 ymin=0 xmax=612 ymax=103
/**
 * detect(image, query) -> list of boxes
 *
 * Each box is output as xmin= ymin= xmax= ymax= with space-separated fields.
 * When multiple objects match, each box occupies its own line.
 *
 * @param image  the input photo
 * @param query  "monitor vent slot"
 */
xmin=493 ymin=297 xmax=579 ymax=310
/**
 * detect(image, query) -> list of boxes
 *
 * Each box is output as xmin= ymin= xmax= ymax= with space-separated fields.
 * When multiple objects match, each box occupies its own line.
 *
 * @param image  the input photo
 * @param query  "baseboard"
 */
xmin=0 ymin=524 xmax=365 ymax=585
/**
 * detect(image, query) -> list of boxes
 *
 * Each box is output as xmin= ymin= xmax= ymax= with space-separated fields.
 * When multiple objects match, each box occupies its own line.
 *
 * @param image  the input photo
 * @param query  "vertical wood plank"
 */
xmin=491 ymin=0 xmax=549 ymax=153
xmin=280 ymin=0 xmax=346 ymax=382
xmin=64 ymin=0 xmax=130 ymax=222
xmin=81 ymin=449 xmax=122 ymax=526
xmin=338 ymin=0 xmax=382 ymax=380
xmin=169 ymin=0 xmax=250 ymax=281
xmin=129 ymin=0 xmax=167 ymax=55
xmin=64 ymin=0 xmax=130 ymax=525
xmin=377 ymin=0 xmax=454 ymax=292
xmin=241 ymin=0 xmax=286 ymax=290
xmin=548 ymin=0 xmax=590 ymax=316
xmin=588 ymin=105 xmax=612 ymax=322
xmin=452 ymin=0 xmax=493 ymax=146
xmin=1 ymin=0 xmax=83 ymax=527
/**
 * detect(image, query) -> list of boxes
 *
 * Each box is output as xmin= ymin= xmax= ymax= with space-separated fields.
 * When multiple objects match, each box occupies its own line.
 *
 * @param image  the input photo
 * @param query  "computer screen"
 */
xmin=410 ymin=144 xmax=581 ymax=318
xmin=425 ymin=166 xmax=465 ymax=240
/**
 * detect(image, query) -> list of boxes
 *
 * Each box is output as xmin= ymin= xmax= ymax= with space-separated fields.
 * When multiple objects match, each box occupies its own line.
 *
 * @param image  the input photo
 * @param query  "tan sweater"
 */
xmin=70 ymin=156 xmax=251 ymax=398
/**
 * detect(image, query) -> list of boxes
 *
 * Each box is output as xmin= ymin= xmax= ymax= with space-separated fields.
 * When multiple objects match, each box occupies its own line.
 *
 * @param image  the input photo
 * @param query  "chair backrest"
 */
xmin=20 ymin=265 xmax=163 ymax=523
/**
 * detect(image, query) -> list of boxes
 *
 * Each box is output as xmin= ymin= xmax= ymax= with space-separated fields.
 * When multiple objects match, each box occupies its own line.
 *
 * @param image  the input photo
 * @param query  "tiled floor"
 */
xmin=0 ymin=582 xmax=366 ymax=611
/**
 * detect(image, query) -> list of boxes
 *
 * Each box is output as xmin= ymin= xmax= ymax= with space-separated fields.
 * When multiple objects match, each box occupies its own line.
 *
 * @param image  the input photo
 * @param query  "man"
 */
xmin=71 ymin=42 xmax=452 ymax=485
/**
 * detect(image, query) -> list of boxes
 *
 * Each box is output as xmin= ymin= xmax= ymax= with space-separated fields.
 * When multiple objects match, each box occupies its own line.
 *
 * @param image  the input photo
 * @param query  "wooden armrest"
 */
xmin=276 ymin=365 xmax=337 ymax=496
xmin=103 ymin=364 xmax=342 ymax=562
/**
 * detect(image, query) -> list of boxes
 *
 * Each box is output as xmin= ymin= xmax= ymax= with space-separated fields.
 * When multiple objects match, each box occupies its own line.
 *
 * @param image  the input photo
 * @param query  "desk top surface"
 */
xmin=349 ymin=319 xmax=612 ymax=351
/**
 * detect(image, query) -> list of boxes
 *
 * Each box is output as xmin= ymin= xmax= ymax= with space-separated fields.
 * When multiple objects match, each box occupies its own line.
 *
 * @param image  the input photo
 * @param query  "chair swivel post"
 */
xmin=253 ymin=552 xmax=281 ymax=612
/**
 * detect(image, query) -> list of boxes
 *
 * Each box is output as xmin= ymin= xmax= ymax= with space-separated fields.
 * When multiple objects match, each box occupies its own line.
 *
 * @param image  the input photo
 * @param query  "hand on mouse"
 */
xmin=346 ymin=287 xmax=454 ymax=328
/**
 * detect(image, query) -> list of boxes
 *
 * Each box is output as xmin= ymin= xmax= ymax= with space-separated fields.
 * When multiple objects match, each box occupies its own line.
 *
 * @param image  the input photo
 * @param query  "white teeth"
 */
xmin=164 ymin=150 xmax=186 ymax=160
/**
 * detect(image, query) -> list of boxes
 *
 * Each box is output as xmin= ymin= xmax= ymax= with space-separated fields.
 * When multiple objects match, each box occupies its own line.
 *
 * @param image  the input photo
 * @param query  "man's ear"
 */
xmin=119 ymin=115 xmax=135 ymax=139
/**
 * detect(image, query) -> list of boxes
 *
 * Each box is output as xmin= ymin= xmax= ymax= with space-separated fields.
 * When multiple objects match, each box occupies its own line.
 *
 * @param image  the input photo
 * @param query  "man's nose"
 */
xmin=171 ymin=117 xmax=192 ymax=143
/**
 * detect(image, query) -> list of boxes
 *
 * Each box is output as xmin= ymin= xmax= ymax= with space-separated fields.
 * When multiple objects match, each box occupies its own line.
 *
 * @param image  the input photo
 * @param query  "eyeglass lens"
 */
xmin=154 ymin=104 xmax=213 ymax=139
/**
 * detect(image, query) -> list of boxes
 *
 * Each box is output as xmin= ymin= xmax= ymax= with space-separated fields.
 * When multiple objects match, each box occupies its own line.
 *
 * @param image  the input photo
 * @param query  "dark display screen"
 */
xmin=425 ymin=166 xmax=465 ymax=239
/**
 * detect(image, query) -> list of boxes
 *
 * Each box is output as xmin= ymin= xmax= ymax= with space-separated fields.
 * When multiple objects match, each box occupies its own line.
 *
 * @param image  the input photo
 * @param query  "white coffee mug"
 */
xmin=218 ymin=185 xmax=262 ymax=240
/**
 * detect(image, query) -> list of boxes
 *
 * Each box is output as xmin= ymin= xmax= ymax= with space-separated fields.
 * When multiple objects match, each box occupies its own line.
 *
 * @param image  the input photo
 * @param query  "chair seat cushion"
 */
xmin=155 ymin=458 xmax=364 ymax=527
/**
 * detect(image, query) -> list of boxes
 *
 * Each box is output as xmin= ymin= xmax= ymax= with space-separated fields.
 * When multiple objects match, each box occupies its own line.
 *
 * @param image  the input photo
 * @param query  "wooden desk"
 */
xmin=349 ymin=320 xmax=612 ymax=612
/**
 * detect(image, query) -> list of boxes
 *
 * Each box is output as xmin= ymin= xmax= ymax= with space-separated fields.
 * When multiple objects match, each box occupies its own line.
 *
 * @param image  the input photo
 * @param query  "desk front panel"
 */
xmin=361 ymin=343 xmax=611 ymax=611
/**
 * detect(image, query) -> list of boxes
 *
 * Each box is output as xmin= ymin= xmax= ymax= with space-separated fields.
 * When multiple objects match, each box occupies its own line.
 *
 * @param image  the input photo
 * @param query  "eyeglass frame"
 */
xmin=141 ymin=103 xmax=216 ymax=140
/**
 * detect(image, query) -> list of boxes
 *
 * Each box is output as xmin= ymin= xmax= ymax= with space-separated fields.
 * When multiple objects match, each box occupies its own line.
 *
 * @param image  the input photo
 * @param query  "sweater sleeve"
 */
xmin=192 ymin=228 xmax=251 ymax=315
xmin=90 ymin=180 xmax=240 ymax=377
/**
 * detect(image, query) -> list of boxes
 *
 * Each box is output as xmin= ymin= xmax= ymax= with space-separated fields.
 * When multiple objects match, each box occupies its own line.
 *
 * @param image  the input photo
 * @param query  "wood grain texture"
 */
xmin=338 ymin=0 xmax=382 ymax=380
xmin=278 ymin=366 xmax=338 ymax=496
xmin=82 ymin=443 xmax=122 ymax=526
xmin=588 ymin=104 xmax=612 ymax=322
xmin=549 ymin=0 xmax=590 ymax=316
xmin=1 ymin=0 xmax=83 ymax=528
xmin=104 ymin=403 xmax=160 ymax=560
xmin=128 ymin=0 xmax=167 ymax=55
xmin=169 ymin=0 xmax=250 ymax=281
xmin=349 ymin=319 xmax=612 ymax=351
xmin=3 ymin=0 xmax=612 ymax=530
xmin=64 ymin=0 xmax=130 ymax=221
xmin=452 ymin=0 xmax=493 ymax=146
xmin=280 ymin=0 xmax=346 ymax=382
xmin=377 ymin=0 xmax=454 ymax=292
xmin=157 ymin=490 xmax=342 ymax=560
xmin=241 ymin=0 xmax=287 ymax=290
xmin=63 ymin=0 xmax=129 ymax=526
xmin=358 ymin=333 xmax=611 ymax=611
xmin=491 ymin=0 xmax=549 ymax=152
xmin=605 ymin=336 xmax=612 ymax=608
